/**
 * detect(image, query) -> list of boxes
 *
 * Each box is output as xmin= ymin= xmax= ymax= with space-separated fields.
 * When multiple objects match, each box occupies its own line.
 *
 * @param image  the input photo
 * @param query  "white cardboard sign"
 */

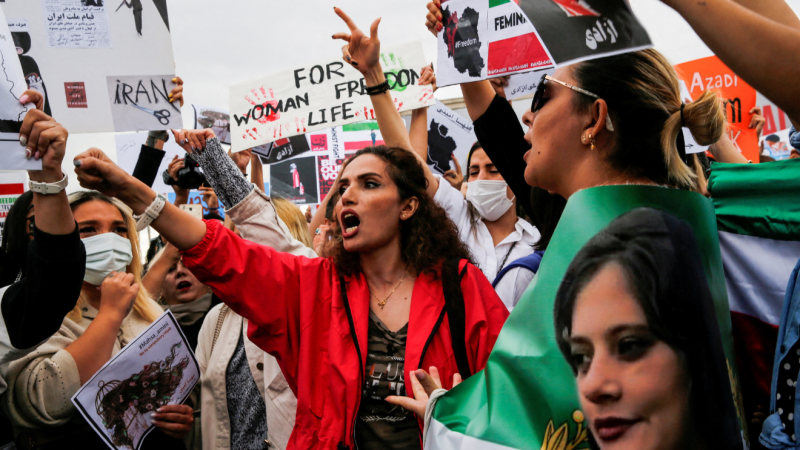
xmin=229 ymin=41 xmax=435 ymax=152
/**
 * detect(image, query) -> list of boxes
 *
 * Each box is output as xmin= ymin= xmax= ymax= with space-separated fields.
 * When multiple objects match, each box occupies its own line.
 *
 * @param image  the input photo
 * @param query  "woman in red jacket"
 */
xmin=71 ymin=13 xmax=508 ymax=450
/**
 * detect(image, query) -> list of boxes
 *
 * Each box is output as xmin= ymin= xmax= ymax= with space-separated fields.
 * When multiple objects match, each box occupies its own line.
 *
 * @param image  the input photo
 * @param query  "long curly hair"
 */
xmin=330 ymin=146 xmax=473 ymax=277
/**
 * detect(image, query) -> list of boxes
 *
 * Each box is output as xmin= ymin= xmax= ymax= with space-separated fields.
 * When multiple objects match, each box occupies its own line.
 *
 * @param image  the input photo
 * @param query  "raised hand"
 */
xmin=489 ymin=76 xmax=510 ymax=99
xmin=228 ymin=148 xmax=252 ymax=174
xmin=749 ymin=106 xmax=766 ymax=139
xmin=443 ymin=153 xmax=464 ymax=190
xmin=169 ymin=77 xmax=184 ymax=107
xmin=99 ymin=271 xmax=139 ymax=322
xmin=425 ymin=1 xmax=443 ymax=37
xmin=419 ymin=64 xmax=438 ymax=93
xmin=172 ymin=128 xmax=216 ymax=153
xmin=332 ymin=7 xmax=382 ymax=74
xmin=74 ymin=148 xmax=135 ymax=198
xmin=20 ymin=110 xmax=68 ymax=183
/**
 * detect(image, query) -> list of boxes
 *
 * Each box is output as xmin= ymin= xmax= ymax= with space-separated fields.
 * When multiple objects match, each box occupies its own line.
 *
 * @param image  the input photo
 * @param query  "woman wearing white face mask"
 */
xmin=1 ymin=190 xmax=195 ymax=450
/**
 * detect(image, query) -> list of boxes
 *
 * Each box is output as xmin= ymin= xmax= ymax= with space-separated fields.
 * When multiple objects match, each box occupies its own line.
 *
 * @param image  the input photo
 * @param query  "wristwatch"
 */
xmin=29 ymin=173 xmax=68 ymax=195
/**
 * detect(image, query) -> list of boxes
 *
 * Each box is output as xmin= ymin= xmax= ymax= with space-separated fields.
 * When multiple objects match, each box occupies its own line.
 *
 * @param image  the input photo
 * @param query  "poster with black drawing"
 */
xmin=269 ymin=155 xmax=319 ymax=205
xmin=192 ymin=104 xmax=230 ymax=145
xmin=517 ymin=0 xmax=651 ymax=66
xmin=72 ymin=311 xmax=199 ymax=450
xmin=427 ymin=101 xmax=476 ymax=176
xmin=437 ymin=0 xmax=489 ymax=85
xmin=254 ymin=134 xmax=312 ymax=165
xmin=3 ymin=0 xmax=176 ymax=133
xmin=0 ymin=9 xmax=40 ymax=170
xmin=106 ymin=75 xmax=183 ymax=131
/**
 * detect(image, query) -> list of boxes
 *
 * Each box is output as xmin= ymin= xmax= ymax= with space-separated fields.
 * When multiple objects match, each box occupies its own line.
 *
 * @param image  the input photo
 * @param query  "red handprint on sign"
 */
xmin=244 ymin=87 xmax=281 ymax=124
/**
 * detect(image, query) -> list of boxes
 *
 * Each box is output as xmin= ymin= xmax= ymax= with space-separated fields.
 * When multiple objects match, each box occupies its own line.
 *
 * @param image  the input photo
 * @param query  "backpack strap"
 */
xmin=442 ymin=258 xmax=472 ymax=380
xmin=491 ymin=250 xmax=545 ymax=288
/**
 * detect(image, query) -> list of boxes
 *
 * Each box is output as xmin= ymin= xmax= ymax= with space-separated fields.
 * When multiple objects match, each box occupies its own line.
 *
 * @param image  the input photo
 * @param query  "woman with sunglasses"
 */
xmin=426 ymin=5 xmax=723 ymax=199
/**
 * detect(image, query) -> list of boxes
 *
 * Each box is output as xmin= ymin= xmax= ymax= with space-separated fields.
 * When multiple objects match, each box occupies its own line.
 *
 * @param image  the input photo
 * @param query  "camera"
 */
xmin=162 ymin=153 xmax=207 ymax=190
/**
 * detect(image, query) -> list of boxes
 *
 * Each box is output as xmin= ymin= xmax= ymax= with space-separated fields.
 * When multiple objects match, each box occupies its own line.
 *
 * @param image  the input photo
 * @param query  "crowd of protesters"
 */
xmin=0 ymin=0 xmax=800 ymax=449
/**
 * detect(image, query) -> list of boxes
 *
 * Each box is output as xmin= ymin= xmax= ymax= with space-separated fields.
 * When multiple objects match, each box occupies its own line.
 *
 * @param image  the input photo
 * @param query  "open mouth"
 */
xmin=177 ymin=281 xmax=192 ymax=291
xmin=593 ymin=417 xmax=641 ymax=443
xmin=341 ymin=210 xmax=361 ymax=238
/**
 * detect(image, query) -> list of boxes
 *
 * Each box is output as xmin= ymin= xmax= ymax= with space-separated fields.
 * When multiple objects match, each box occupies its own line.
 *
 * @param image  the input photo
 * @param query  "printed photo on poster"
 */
xmin=106 ymin=75 xmax=183 ymax=132
xmin=0 ymin=9 xmax=40 ymax=170
xmin=9 ymin=17 xmax=53 ymax=115
xmin=269 ymin=155 xmax=318 ymax=205
xmin=72 ymin=311 xmax=199 ymax=450
xmin=192 ymin=104 xmax=230 ymax=145
xmin=317 ymin=155 xmax=346 ymax=201
xmin=762 ymin=128 xmax=793 ymax=161
xmin=340 ymin=121 xmax=384 ymax=154
xmin=114 ymin=0 xmax=170 ymax=36
xmin=167 ymin=190 xmax=225 ymax=219
xmin=253 ymin=134 xmax=311 ymax=164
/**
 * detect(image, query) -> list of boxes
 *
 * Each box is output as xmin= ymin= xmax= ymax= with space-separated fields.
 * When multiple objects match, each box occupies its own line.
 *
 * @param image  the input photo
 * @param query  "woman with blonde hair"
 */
xmin=271 ymin=197 xmax=313 ymax=249
xmin=1 ymin=190 xmax=194 ymax=450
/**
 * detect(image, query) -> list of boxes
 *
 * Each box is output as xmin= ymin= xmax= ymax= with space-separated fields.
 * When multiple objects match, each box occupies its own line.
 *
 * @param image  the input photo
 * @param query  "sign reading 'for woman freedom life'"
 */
xmin=229 ymin=41 xmax=435 ymax=152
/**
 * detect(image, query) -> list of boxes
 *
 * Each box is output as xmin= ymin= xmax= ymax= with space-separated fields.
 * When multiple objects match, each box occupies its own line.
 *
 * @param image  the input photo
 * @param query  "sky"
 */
xmin=54 ymin=0 xmax=800 ymax=189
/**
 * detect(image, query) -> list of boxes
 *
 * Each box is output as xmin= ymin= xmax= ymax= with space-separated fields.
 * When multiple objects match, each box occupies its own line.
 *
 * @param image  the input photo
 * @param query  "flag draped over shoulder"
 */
xmin=708 ymin=159 xmax=800 ymax=430
xmin=427 ymin=185 xmax=743 ymax=449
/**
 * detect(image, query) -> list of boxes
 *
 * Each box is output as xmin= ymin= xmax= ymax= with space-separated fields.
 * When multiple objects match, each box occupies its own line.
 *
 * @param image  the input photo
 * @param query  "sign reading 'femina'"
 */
xmin=229 ymin=41 xmax=434 ymax=152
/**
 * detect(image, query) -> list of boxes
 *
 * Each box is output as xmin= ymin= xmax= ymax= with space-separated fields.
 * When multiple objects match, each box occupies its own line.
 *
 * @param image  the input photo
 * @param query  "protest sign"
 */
xmin=268 ymin=155 xmax=318 ymax=205
xmin=115 ymin=131 xmax=185 ymax=195
xmin=192 ymin=104 xmax=231 ymax=145
xmin=106 ymin=75 xmax=183 ymax=132
xmin=436 ymin=0 xmax=651 ymax=87
xmin=762 ymin=127 xmax=792 ymax=161
xmin=675 ymin=56 xmax=759 ymax=163
xmin=253 ymin=135 xmax=310 ymax=165
xmin=72 ymin=311 xmax=199 ymax=450
xmin=504 ymin=67 xmax=554 ymax=101
xmin=339 ymin=121 xmax=384 ymax=154
xmin=317 ymin=154 xmax=346 ymax=201
xmin=229 ymin=41 xmax=434 ymax=152
xmin=426 ymin=101 xmax=476 ymax=175
xmin=3 ymin=0 xmax=176 ymax=133
xmin=0 ymin=8 xmax=40 ymax=171
xmin=0 ymin=173 xmax=27 ymax=246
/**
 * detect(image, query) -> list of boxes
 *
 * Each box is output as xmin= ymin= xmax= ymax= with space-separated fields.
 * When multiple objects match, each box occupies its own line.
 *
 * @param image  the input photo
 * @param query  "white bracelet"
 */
xmin=134 ymin=194 xmax=167 ymax=231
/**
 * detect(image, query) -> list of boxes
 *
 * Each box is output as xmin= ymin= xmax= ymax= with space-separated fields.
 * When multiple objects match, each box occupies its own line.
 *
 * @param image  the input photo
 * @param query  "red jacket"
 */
xmin=183 ymin=219 xmax=509 ymax=449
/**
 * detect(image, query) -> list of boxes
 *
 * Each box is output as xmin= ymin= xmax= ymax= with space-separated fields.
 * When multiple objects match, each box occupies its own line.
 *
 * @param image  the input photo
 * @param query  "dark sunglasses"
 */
xmin=530 ymin=74 xmax=614 ymax=131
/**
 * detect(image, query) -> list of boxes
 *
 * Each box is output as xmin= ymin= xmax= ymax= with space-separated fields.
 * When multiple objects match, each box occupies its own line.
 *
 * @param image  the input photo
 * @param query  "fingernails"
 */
xmin=169 ymin=93 xmax=173 ymax=98
xmin=34 ymin=151 xmax=40 ymax=160
xmin=415 ymin=371 xmax=426 ymax=381
xmin=157 ymin=407 xmax=164 ymax=412
xmin=171 ymin=78 xmax=177 ymax=82
xmin=25 ymin=148 xmax=31 ymax=159
xmin=73 ymin=159 xmax=82 ymax=167
xmin=191 ymin=145 xmax=196 ymax=151
xmin=437 ymin=14 xmax=442 ymax=21
xmin=351 ymin=61 xmax=359 ymax=66
xmin=437 ymin=23 xmax=443 ymax=31
xmin=183 ymin=139 xmax=189 ymax=144
xmin=19 ymin=94 xmax=29 ymax=104
xmin=345 ymin=55 xmax=351 ymax=61
xmin=19 ymin=135 xmax=27 ymax=146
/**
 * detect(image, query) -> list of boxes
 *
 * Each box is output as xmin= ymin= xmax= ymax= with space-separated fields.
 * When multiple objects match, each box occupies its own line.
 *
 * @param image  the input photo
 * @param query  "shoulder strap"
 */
xmin=491 ymin=250 xmax=544 ymax=288
xmin=210 ymin=304 xmax=229 ymax=355
xmin=442 ymin=258 xmax=472 ymax=380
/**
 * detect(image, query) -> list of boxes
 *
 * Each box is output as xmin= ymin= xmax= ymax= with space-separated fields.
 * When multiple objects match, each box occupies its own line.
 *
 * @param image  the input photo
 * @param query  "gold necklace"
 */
xmin=369 ymin=271 xmax=409 ymax=309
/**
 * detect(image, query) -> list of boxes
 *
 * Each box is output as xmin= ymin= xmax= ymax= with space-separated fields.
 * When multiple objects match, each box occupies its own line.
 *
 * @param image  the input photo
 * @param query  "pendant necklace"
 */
xmin=369 ymin=271 xmax=409 ymax=309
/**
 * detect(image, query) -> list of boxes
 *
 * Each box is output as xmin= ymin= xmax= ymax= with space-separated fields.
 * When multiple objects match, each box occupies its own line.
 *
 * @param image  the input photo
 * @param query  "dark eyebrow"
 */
xmin=357 ymin=172 xmax=382 ymax=180
xmin=569 ymin=324 xmax=650 ymax=344
xmin=77 ymin=219 xmax=127 ymax=226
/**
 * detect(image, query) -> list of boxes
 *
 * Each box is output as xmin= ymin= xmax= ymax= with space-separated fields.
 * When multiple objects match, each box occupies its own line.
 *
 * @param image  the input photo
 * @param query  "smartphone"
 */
xmin=180 ymin=204 xmax=203 ymax=220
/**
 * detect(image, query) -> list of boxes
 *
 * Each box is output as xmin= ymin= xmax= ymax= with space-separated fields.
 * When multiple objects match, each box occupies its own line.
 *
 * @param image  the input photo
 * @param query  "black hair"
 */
xmin=765 ymin=134 xmax=780 ymax=143
xmin=0 ymin=191 xmax=34 ymax=287
xmin=11 ymin=32 xmax=31 ymax=54
xmin=325 ymin=190 xmax=339 ymax=221
xmin=528 ymin=187 xmax=566 ymax=251
xmin=554 ymin=208 xmax=742 ymax=448
xmin=464 ymin=141 xmax=483 ymax=181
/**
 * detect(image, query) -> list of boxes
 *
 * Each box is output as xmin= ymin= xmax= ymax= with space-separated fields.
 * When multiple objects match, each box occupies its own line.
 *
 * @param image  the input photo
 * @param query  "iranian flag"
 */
xmin=708 ymin=159 xmax=800 ymax=429
xmin=487 ymin=0 xmax=554 ymax=76
xmin=341 ymin=121 xmax=384 ymax=153
xmin=426 ymin=185 xmax=743 ymax=449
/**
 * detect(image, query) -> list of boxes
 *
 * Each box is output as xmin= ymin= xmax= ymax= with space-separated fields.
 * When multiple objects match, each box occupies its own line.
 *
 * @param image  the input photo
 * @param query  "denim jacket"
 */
xmin=761 ymin=257 xmax=800 ymax=449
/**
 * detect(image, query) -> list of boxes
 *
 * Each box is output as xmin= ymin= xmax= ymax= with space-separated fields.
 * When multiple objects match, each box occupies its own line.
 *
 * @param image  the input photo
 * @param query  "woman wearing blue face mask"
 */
xmin=0 ymin=190 xmax=195 ymax=450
